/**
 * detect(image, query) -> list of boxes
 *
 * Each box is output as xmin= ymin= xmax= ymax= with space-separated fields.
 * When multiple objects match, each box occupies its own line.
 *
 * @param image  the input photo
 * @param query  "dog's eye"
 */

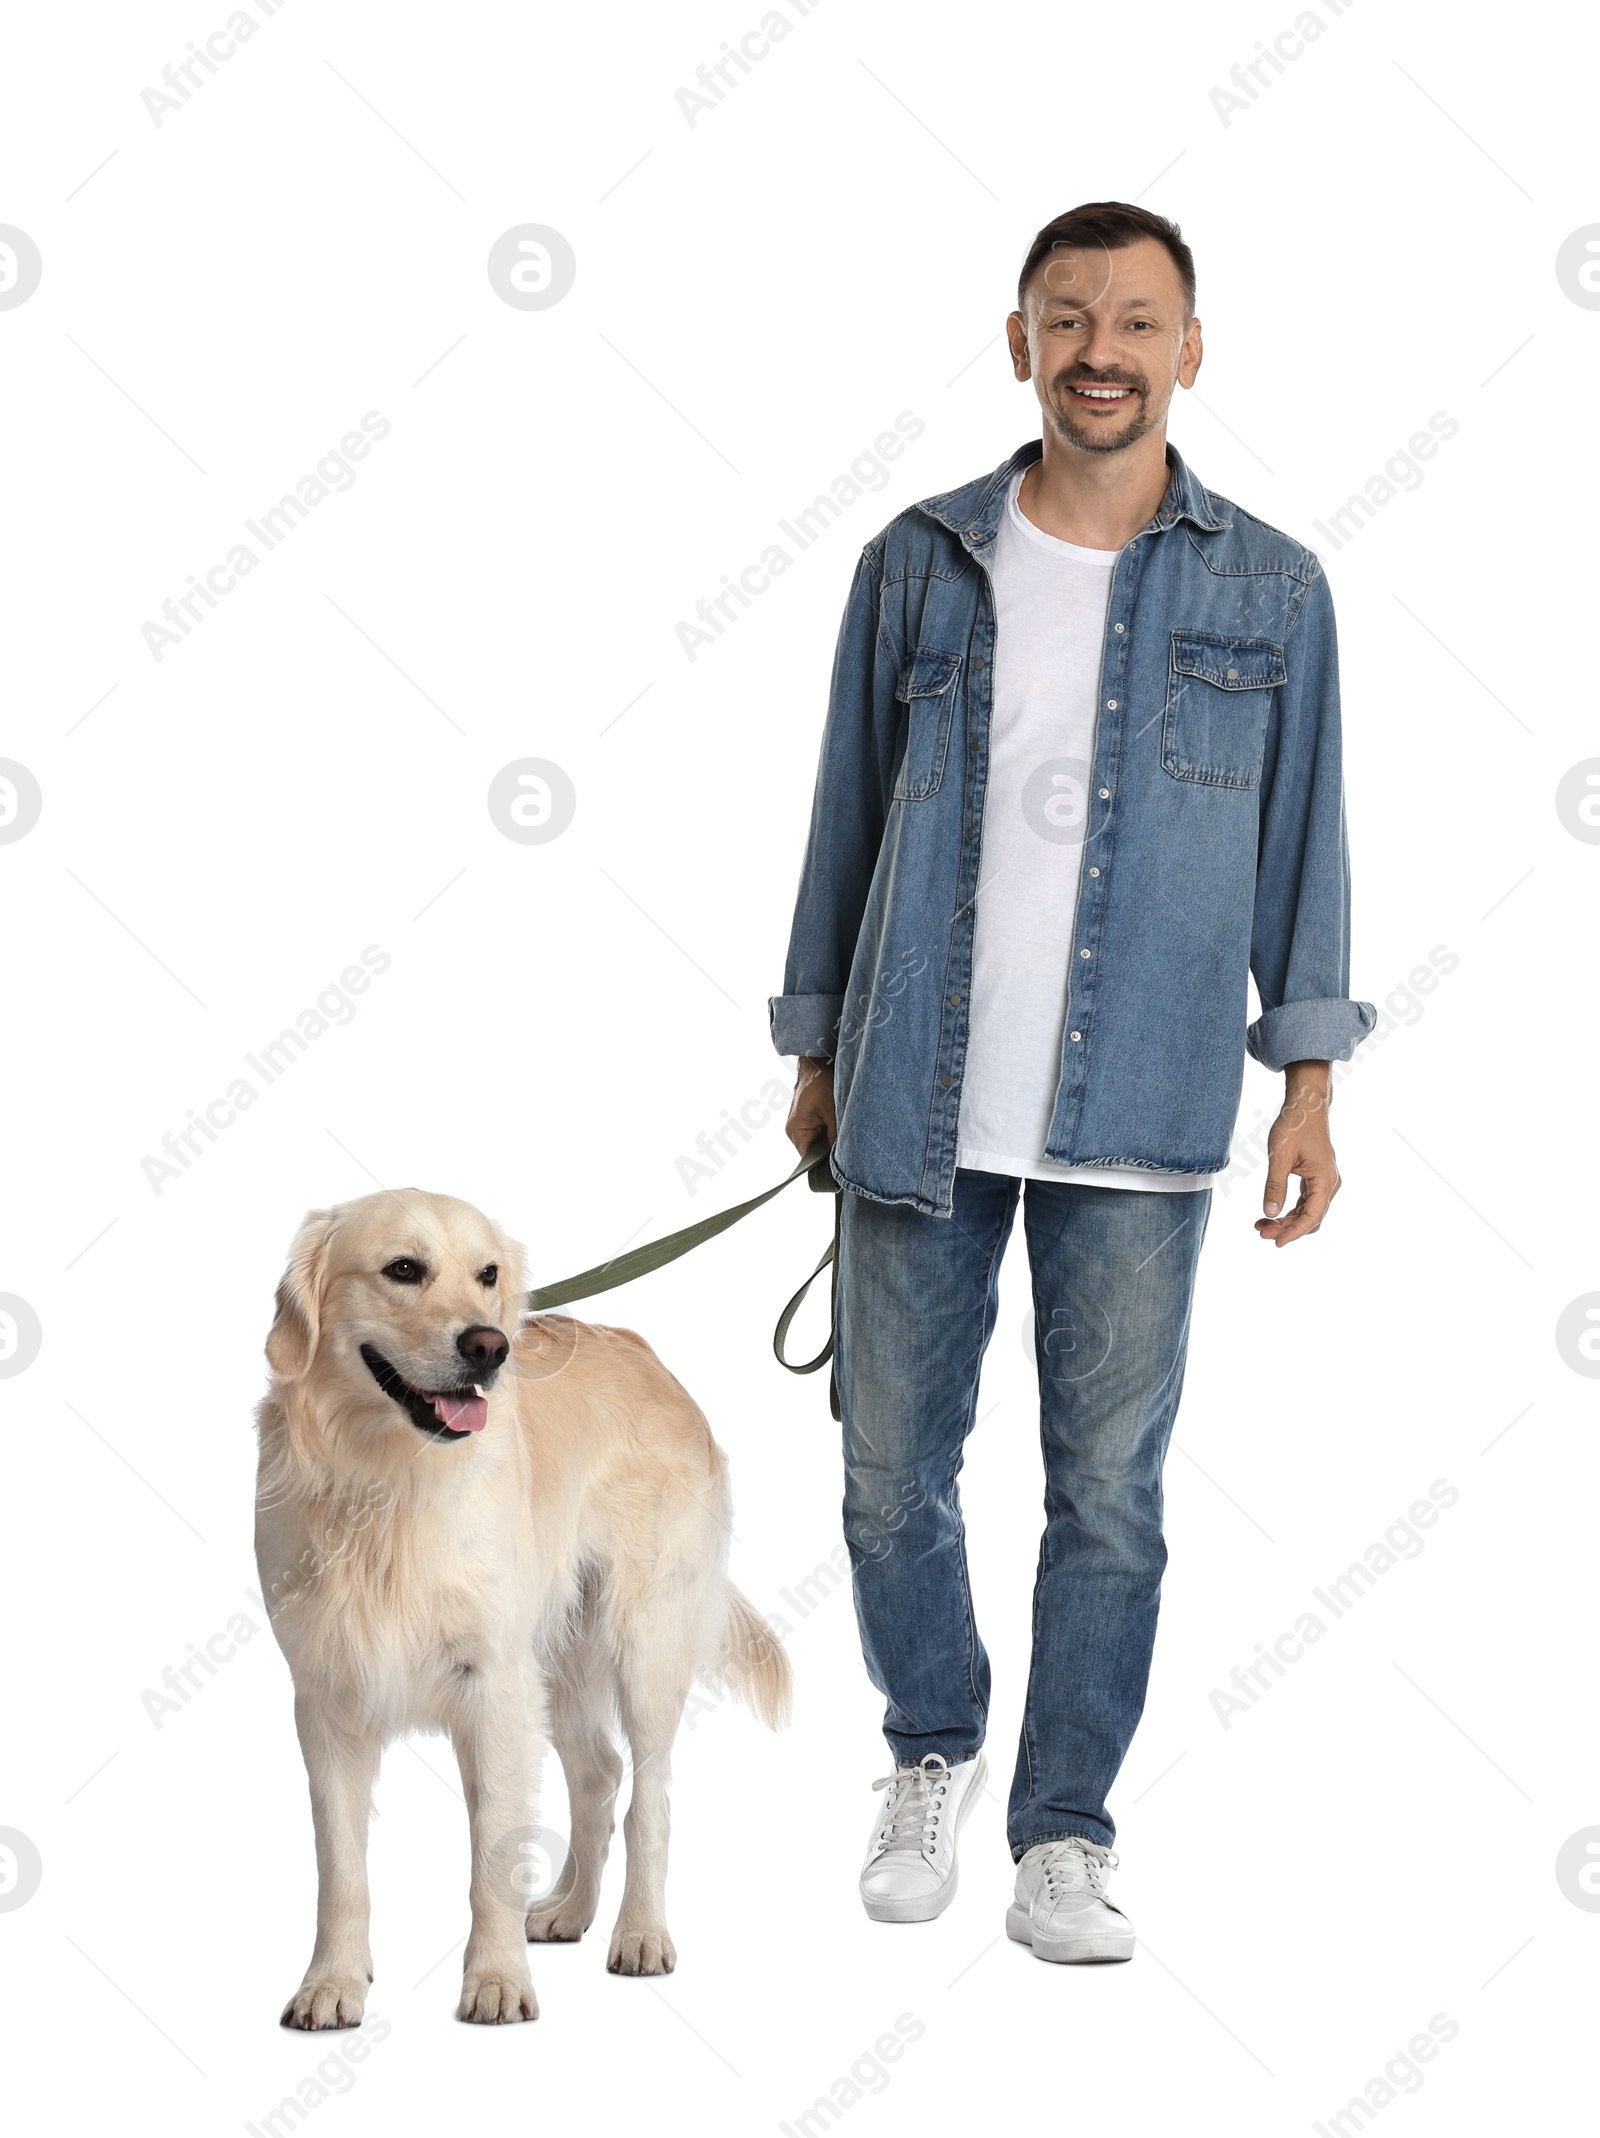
xmin=382 ymin=1258 xmax=426 ymax=1285
xmin=477 ymin=1264 xmax=499 ymax=1288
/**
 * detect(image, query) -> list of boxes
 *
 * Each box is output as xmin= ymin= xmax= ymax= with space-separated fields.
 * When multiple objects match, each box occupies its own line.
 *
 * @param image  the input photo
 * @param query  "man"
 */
xmin=770 ymin=203 xmax=1374 ymax=1963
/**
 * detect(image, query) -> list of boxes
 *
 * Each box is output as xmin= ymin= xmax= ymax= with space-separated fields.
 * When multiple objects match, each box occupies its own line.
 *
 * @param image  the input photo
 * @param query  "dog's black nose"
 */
xmin=456 ymin=1325 xmax=509 ymax=1371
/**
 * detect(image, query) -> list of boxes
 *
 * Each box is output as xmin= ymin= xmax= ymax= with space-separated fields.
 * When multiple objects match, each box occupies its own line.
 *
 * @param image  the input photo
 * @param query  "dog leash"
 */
xmin=524 ymin=1136 xmax=843 ymax=1419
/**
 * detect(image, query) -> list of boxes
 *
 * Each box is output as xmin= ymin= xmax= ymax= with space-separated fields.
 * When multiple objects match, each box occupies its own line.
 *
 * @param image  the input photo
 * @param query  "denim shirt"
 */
xmin=770 ymin=438 xmax=1376 ymax=1216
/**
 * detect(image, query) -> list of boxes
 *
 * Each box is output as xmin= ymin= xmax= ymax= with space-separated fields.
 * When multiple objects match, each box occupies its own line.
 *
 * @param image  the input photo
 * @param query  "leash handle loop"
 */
xmin=772 ymin=1235 xmax=836 ymax=1376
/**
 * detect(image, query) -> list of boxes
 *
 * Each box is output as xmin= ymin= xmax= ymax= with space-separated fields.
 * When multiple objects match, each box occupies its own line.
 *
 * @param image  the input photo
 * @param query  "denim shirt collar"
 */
xmin=916 ymin=436 xmax=1232 ymax=553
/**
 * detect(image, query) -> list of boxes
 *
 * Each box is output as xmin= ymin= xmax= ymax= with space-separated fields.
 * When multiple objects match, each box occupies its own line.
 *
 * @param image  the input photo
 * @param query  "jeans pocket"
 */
xmin=893 ymin=646 xmax=962 ymax=799
xmin=1161 ymin=630 xmax=1285 ymax=790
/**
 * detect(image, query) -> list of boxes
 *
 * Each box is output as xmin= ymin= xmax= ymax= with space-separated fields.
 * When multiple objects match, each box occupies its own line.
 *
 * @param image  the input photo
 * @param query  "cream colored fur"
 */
xmin=255 ymin=1187 xmax=789 ymax=2029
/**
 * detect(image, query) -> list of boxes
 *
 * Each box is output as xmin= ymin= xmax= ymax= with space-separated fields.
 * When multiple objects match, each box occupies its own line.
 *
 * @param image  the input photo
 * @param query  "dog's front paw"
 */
xmin=606 ymin=1922 xmax=676 ymax=1976
xmin=281 ymin=1971 xmax=369 ymax=2031
xmin=526 ymin=1896 xmax=593 ymax=1943
xmin=456 ymin=1964 xmax=538 ymax=2024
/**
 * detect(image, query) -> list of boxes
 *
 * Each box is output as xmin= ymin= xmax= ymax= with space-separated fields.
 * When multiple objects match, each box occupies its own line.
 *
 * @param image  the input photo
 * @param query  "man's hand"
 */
xmin=785 ymin=1057 xmax=837 ymax=1156
xmin=1255 ymin=1061 xmax=1340 ymax=1248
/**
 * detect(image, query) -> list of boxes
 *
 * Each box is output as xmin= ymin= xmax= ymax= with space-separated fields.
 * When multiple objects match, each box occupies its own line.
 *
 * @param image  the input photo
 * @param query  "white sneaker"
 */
xmin=858 ymin=1752 xmax=987 ymax=1923
xmin=1006 ymin=1838 xmax=1135 ymax=1963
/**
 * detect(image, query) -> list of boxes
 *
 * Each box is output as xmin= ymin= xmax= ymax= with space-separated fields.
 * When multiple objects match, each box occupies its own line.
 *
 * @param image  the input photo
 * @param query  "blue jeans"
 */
xmin=836 ymin=1170 xmax=1211 ymax=1856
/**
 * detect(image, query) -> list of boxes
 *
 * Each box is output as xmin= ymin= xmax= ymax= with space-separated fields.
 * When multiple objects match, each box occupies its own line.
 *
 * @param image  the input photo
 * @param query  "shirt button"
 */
xmin=1113 ymin=623 xmax=1124 ymax=633
xmin=940 ymin=1074 xmax=953 ymax=1088
xmin=1098 ymin=787 xmax=1110 ymax=799
xmin=1226 ymin=666 xmax=1239 ymax=679
xmin=1106 ymin=699 xmax=1117 ymax=710
xmin=1069 ymin=1031 xmax=1082 ymax=1042
xmin=1088 ymin=866 xmax=1100 ymax=877
xmin=949 ymin=993 xmax=961 ymax=1006
xmin=973 ymin=657 xmax=985 ymax=669
xmin=1079 ymin=948 xmax=1091 ymax=959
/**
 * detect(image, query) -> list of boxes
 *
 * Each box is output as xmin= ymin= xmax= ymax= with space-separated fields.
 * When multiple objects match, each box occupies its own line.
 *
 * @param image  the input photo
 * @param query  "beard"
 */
xmin=1045 ymin=370 xmax=1158 ymax=456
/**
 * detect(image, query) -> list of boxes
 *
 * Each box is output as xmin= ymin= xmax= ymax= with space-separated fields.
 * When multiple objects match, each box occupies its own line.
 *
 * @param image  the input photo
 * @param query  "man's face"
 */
xmin=1008 ymin=237 xmax=1202 ymax=455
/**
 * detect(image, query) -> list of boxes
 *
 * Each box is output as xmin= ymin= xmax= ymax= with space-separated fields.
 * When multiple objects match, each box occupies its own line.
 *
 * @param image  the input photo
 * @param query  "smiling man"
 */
xmin=772 ymin=203 xmax=1374 ymax=1961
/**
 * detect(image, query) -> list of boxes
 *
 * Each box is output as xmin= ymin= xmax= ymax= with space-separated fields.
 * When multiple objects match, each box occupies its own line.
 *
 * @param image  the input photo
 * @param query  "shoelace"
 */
xmin=1037 ymin=1837 xmax=1119 ymax=1901
xmin=869 ymin=1753 xmax=952 ymax=1862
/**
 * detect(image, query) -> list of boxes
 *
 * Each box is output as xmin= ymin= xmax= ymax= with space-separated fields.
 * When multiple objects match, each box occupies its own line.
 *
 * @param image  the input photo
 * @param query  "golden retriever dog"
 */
xmin=255 ymin=1188 xmax=789 ymax=2029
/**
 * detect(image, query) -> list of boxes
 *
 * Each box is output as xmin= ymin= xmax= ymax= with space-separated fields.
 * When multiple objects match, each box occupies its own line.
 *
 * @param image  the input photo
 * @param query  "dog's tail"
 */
xmin=715 ymin=1582 xmax=793 ymax=1730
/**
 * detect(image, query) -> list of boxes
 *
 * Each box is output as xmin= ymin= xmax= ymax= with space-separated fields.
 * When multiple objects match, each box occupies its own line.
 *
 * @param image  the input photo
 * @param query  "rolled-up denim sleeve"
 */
xmin=769 ymin=543 xmax=898 ymax=1060
xmin=1246 ymin=563 xmax=1377 ymax=1071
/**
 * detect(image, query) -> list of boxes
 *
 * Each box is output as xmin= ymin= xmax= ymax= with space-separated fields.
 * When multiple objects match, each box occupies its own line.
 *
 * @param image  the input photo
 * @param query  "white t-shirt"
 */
xmin=954 ymin=470 xmax=1211 ymax=1193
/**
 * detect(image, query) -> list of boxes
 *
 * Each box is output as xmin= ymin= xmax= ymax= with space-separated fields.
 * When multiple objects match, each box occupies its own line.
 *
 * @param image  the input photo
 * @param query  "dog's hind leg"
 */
xmin=527 ymin=1615 xmax=623 ymax=1944
xmin=605 ymin=1577 xmax=709 ymax=1977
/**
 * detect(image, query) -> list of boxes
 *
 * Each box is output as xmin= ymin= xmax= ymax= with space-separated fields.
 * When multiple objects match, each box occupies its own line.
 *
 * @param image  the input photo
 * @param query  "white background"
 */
xmin=2 ymin=1 xmax=1596 ymax=2132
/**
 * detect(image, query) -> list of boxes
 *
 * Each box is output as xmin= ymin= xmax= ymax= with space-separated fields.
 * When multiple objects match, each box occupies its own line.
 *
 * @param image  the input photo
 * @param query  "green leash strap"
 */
xmin=770 ymin=1198 xmax=841 ymax=1377
xmin=526 ymin=1138 xmax=841 ymax=1413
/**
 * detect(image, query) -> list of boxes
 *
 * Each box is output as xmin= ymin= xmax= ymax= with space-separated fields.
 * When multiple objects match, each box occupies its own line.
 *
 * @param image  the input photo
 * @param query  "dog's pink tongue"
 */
xmin=430 ymin=1392 xmax=488 ymax=1434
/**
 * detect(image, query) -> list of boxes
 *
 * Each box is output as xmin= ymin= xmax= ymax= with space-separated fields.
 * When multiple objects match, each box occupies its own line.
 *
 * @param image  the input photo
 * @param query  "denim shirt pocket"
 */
xmin=893 ymin=646 xmax=962 ymax=800
xmin=1162 ymin=631 xmax=1286 ymax=790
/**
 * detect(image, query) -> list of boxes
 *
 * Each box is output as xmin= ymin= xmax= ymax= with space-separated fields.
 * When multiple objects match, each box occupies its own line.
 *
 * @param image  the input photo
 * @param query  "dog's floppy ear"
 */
xmin=490 ymin=1220 xmax=528 ymax=1315
xmin=266 ymin=1208 xmax=339 ymax=1381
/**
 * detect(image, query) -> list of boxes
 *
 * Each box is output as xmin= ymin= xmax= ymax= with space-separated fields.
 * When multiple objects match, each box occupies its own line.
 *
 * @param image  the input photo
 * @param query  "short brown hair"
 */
xmin=1017 ymin=202 xmax=1196 ymax=318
